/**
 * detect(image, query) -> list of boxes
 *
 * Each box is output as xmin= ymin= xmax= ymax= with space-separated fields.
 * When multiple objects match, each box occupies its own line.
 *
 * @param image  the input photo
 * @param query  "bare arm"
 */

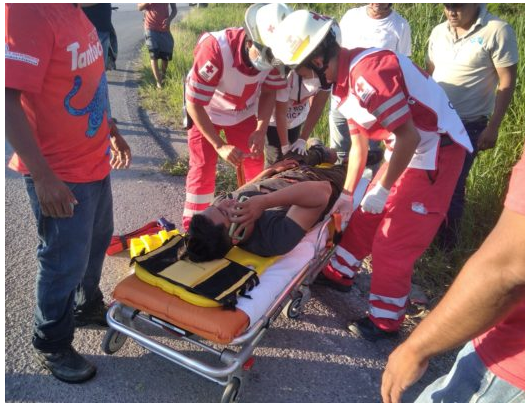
xmin=137 ymin=3 xmax=149 ymax=11
xmin=5 ymin=88 xmax=77 ymax=218
xmin=108 ymin=120 xmax=132 ymax=169
xmin=477 ymin=64 xmax=517 ymax=151
xmin=249 ymin=86 xmax=277 ymax=156
xmin=343 ymin=133 xmax=368 ymax=194
xmin=231 ymin=180 xmax=331 ymax=232
xmin=274 ymin=100 xmax=289 ymax=148
xmin=379 ymin=118 xmax=420 ymax=190
xmin=425 ymin=58 xmax=435 ymax=76
xmin=299 ymin=90 xmax=330 ymax=141
xmin=186 ymin=100 xmax=243 ymax=167
xmin=168 ymin=3 xmax=177 ymax=22
xmin=381 ymin=206 xmax=525 ymax=403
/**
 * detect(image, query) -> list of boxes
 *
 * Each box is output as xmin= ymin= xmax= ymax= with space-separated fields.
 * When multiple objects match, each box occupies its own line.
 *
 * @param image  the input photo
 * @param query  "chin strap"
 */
xmin=305 ymin=27 xmax=339 ymax=91
xmin=307 ymin=60 xmax=331 ymax=90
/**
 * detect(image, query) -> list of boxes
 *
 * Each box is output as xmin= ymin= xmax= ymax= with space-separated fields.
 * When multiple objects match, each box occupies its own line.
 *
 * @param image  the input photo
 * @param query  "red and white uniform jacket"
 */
xmin=332 ymin=48 xmax=473 ymax=170
xmin=185 ymin=27 xmax=286 ymax=127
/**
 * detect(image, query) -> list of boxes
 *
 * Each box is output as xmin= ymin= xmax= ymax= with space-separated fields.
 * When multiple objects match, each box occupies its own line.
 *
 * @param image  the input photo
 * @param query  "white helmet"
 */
xmin=270 ymin=10 xmax=340 ymax=67
xmin=245 ymin=3 xmax=293 ymax=47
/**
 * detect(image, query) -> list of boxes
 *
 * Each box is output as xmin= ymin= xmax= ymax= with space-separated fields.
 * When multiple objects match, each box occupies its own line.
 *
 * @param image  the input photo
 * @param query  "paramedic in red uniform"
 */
xmin=182 ymin=4 xmax=287 ymax=230
xmin=270 ymin=10 xmax=473 ymax=341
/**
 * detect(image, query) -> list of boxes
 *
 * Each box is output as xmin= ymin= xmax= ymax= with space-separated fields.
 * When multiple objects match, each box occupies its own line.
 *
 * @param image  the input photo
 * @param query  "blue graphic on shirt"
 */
xmin=470 ymin=36 xmax=483 ymax=45
xmin=64 ymin=72 xmax=109 ymax=138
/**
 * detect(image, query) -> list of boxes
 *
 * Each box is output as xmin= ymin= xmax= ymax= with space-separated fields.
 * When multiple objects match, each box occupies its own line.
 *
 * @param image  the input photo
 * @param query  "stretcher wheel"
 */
xmin=221 ymin=377 xmax=241 ymax=403
xmin=285 ymin=294 xmax=303 ymax=319
xmin=101 ymin=327 xmax=128 ymax=354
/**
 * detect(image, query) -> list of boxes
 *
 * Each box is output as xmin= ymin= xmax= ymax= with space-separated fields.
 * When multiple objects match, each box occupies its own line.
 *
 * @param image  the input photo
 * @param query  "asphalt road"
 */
xmin=4 ymin=3 xmax=455 ymax=402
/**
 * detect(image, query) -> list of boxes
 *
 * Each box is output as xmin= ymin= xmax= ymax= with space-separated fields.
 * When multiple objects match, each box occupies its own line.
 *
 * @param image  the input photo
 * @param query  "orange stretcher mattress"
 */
xmin=113 ymin=274 xmax=250 ymax=344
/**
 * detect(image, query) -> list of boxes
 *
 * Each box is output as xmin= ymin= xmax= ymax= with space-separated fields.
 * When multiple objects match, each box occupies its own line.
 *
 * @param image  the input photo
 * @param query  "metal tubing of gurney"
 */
xmin=314 ymin=217 xmax=332 ymax=258
xmin=107 ymin=304 xmax=241 ymax=380
xmin=145 ymin=313 xmax=222 ymax=356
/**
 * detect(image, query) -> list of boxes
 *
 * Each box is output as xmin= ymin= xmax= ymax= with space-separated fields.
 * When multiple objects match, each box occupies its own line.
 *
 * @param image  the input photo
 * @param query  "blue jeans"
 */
xmin=329 ymin=103 xmax=381 ymax=172
xmin=416 ymin=341 xmax=525 ymax=403
xmin=97 ymin=30 xmax=110 ymax=68
xmin=439 ymin=118 xmax=488 ymax=247
xmin=25 ymin=176 xmax=114 ymax=352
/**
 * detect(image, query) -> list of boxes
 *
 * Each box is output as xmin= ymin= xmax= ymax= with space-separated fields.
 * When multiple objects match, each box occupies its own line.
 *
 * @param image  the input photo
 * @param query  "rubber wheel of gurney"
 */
xmin=101 ymin=328 xmax=128 ymax=355
xmin=221 ymin=377 xmax=241 ymax=403
xmin=284 ymin=294 xmax=303 ymax=319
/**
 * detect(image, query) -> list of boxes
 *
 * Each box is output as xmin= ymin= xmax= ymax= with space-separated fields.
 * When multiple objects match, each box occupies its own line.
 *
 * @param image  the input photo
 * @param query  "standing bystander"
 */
xmin=5 ymin=4 xmax=131 ymax=383
xmin=329 ymin=3 xmax=412 ymax=167
xmin=427 ymin=3 xmax=518 ymax=249
xmin=138 ymin=3 xmax=177 ymax=89
xmin=82 ymin=3 xmax=113 ymax=69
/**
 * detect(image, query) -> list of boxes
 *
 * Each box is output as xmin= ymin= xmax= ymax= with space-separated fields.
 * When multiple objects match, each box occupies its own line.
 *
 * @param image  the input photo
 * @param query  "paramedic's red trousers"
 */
xmin=183 ymin=115 xmax=264 ymax=230
xmin=331 ymin=143 xmax=465 ymax=331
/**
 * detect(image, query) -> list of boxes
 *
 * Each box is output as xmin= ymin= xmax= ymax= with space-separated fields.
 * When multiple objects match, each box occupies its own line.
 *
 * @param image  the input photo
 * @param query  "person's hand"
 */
xmin=34 ymin=173 xmax=78 ymax=218
xmin=229 ymin=195 xmax=265 ymax=229
xmin=477 ymin=125 xmax=498 ymax=151
xmin=109 ymin=131 xmax=132 ymax=169
xmin=329 ymin=192 xmax=353 ymax=225
xmin=381 ymin=343 xmax=429 ymax=403
xmin=361 ymin=182 xmax=390 ymax=214
xmin=290 ymin=138 xmax=307 ymax=155
xmin=281 ymin=144 xmax=291 ymax=155
xmin=217 ymin=144 xmax=243 ymax=167
xmin=269 ymin=158 xmax=298 ymax=174
xmin=248 ymin=128 xmax=266 ymax=157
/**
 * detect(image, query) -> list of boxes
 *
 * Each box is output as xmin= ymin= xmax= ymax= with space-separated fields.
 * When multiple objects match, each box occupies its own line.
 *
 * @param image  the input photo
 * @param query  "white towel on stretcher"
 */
xmin=237 ymin=177 xmax=369 ymax=327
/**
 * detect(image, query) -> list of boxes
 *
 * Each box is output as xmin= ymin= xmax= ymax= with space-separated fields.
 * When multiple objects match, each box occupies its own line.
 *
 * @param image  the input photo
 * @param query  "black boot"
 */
xmin=33 ymin=345 xmax=97 ymax=383
xmin=347 ymin=317 xmax=398 ymax=342
xmin=74 ymin=301 xmax=108 ymax=328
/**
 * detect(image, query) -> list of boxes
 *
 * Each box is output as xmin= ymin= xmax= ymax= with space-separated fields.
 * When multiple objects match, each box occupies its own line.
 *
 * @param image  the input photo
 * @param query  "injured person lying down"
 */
xmin=185 ymin=145 xmax=346 ymax=261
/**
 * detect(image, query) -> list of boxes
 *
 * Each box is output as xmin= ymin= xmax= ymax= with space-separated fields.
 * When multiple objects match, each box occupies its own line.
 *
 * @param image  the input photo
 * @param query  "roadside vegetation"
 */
xmin=140 ymin=3 xmax=525 ymax=300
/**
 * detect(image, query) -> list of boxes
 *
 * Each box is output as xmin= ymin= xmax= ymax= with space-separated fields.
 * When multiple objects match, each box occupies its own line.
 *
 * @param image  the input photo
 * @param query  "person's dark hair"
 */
xmin=307 ymin=26 xmax=341 ymax=63
xmin=299 ymin=25 xmax=341 ymax=89
xmin=185 ymin=214 xmax=233 ymax=262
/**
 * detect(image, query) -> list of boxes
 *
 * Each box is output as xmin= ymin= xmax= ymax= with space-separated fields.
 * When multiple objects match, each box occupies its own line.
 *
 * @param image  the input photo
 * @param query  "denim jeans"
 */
xmin=329 ymin=103 xmax=381 ymax=173
xmin=439 ymin=118 xmax=488 ymax=248
xmin=97 ymin=30 xmax=110 ymax=68
xmin=25 ymin=175 xmax=114 ymax=352
xmin=416 ymin=341 xmax=525 ymax=403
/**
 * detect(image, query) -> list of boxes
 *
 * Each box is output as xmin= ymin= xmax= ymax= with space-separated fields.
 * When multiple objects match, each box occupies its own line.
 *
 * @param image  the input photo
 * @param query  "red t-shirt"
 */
xmin=143 ymin=4 xmax=172 ymax=32
xmin=473 ymin=149 xmax=525 ymax=391
xmin=5 ymin=4 xmax=111 ymax=183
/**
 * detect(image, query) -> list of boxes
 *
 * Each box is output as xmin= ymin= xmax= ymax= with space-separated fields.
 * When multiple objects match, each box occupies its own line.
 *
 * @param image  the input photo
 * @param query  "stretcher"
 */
xmin=102 ymin=179 xmax=369 ymax=402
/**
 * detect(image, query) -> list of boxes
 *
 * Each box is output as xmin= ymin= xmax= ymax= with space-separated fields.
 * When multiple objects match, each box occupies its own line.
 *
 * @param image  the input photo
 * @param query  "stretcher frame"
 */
xmin=103 ymin=217 xmax=337 ymax=402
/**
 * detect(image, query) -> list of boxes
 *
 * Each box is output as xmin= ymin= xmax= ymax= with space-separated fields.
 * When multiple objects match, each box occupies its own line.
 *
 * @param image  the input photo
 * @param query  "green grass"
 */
xmin=161 ymin=154 xmax=237 ymax=196
xmin=141 ymin=3 xmax=525 ymax=299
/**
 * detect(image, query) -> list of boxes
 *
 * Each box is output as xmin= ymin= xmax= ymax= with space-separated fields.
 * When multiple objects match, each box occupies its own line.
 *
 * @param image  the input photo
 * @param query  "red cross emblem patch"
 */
xmin=355 ymin=76 xmax=376 ymax=103
xmin=198 ymin=60 xmax=219 ymax=82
